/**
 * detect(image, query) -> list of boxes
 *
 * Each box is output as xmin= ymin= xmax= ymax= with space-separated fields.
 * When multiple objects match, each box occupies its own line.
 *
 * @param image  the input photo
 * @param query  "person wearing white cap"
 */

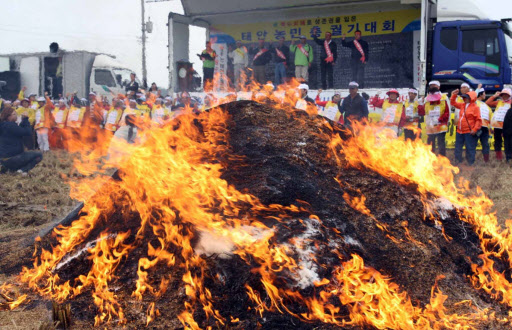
xmin=164 ymin=96 xmax=174 ymax=110
xmin=402 ymin=88 xmax=424 ymax=140
xmin=486 ymin=88 xmax=512 ymax=161
xmin=50 ymin=99 xmax=69 ymax=149
xmin=33 ymin=92 xmax=54 ymax=152
xmin=290 ymin=36 xmax=313 ymax=83
xmin=295 ymin=84 xmax=314 ymax=111
xmin=424 ymin=81 xmax=449 ymax=156
xmin=474 ymin=87 xmax=491 ymax=162
xmin=339 ymin=82 xmax=368 ymax=128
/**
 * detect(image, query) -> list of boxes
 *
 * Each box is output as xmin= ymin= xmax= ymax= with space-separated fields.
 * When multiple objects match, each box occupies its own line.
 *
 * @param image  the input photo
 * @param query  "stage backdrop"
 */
xmin=210 ymin=9 xmax=421 ymax=90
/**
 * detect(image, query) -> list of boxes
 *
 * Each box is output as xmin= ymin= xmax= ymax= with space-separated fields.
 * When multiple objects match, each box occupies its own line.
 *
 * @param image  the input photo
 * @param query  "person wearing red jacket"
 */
xmin=369 ymin=89 xmax=406 ymax=136
xmin=450 ymin=90 xmax=482 ymax=165
xmin=424 ymin=81 xmax=450 ymax=156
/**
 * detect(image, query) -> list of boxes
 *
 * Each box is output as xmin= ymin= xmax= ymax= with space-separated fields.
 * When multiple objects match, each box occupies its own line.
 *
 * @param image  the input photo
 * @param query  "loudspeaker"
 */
xmin=0 ymin=71 xmax=21 ymax=101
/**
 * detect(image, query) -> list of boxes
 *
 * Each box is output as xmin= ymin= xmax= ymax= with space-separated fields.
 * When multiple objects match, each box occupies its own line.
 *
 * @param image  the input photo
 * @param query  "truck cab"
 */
xmin=89 ymin=54 xmax=139 ymax=99
xmin=431 ymin=20 xmax=512 ymax=92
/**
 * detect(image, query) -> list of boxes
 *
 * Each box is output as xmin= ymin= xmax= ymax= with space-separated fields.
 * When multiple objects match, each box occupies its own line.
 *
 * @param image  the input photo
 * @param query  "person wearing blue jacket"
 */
xmin=0 ymin=107 xmax=42 ymax=174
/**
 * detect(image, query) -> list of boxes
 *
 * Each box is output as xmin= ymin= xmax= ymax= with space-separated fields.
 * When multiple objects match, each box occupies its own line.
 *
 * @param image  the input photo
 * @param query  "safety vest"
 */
xmin=34 ymin=106 xmax=50 ymax=129
xmin=104 ymin=108 xmax=124 ymax=131
xmin=15 ymin=107 xmax=36 ymax=125
xmin=403 ymin=99 xmax=419 ymax=130
xmin=66 ymin=106 xmax=87 ymax=128
xmin=119 ymin=107 xmax=142 ymax=126
xmin=380 ymin=100 xmax=404 ymax=127
xmin=476 ymin=100 xmax=491 ymax=128
xmin=425 ymin=95 xmax=448 ymax=134
xmin=490 ymin=100 xmax=511 ymax=129
xmin=151 ymin=106 xmax=171 ymax=124
xmin=138 ymin=104 xmax=151 ymax=118
xmin=52 ymin=108 xmax=69 ymax=129
xmin=318 ymin=101 xmax=342 ymax=123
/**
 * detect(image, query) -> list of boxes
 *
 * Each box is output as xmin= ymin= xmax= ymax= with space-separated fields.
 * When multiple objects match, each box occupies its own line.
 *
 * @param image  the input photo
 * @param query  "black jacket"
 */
xmin=0 ymin=117 xmax=32 ymax=158
xmin=250 ymin=47 xmax=272 ymax=66
xmin=125 ymin=80 xmax=139 ymax=93
xmin=272 ymin=45 xmax=290 ymax=64
xmin=341 ymin=39 xmax=369 ymax=61
xmin=503 ymin=109 xmax=512 ymax=136
xmin=340 ymin=93 xmax=369 ymax=125
xmin=313 ymin=37 xmax=337 ymax=62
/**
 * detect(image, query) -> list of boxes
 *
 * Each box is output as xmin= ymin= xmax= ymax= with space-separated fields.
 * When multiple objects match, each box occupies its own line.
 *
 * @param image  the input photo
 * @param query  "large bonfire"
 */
xmin=2 ymin=81 xmax=512 ymax=329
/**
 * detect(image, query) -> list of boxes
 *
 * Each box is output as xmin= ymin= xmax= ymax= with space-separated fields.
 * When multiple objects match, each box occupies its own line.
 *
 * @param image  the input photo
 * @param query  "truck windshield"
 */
xmin=504 ymin=22 xmax=512 ymax=63
xmin=113 ymin=68 xmax=140 ymax=86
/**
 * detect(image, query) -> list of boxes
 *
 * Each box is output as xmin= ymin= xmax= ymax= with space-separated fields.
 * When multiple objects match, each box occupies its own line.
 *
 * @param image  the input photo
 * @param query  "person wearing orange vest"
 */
xmin=424 ymin=81 xmax=450 ymax=156
xmin=486 ymin=88 xmax=511 ymax=161
xmin=315 ymin=90 xmax=343 ymax=124
xmin=450 ymin=90 xmax=482 ymax=165
xmin=34 ymin=93 xmax=54 ymax=152
xmin=370 ymin=89 xmax=405 ymax=135
xmin=475 ymin=88 xmax=491 ymax=162
xmin=50 ymin=99 xmax=69 ymax=149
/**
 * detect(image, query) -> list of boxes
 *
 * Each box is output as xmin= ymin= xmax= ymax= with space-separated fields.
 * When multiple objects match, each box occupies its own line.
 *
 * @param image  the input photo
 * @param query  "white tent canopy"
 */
xmin=180 ymin=0 xmax=421 ymax=25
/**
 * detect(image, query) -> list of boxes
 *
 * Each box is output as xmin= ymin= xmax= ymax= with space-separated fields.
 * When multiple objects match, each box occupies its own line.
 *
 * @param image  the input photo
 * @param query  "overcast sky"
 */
xmin=0 ymin=0 xmax=510 ymax=88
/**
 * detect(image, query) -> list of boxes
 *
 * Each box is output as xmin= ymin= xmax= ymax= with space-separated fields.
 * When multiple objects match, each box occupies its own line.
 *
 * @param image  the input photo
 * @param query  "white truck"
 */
xmin=0 ymin=50 xmax=138 ymax=100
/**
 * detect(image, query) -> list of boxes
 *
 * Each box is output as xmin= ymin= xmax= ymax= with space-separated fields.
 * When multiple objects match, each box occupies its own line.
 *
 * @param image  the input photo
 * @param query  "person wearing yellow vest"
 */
xmin=119 ymin=100 xmax=141 ymax=127
xmin=402 ymin=88 xmax=424 ymax=140
xmin=104 ymin=102 xmax=124 ymax=132
xmin=16 ymin=98 xmax=36 ymax=149
xmin=370 ymin=89 xmax=405 ymax=135
xmin=486 ymin=88 xmax=512 ymax=161
xmin=424 ymin=81 xmax=450 ymax=156
xmin=66 ymin=103 xmax=86 ymax=129
xmin=34 ymin=93 xmax=54 ymax=152
xmin=475 ymin=88 xmax=491 ymax=162
xmin=315 ymin=90 xmax=343 ymax=124
xmin=50 ymin=99 xmax=69 ymax=149
xmin=151 ymin=98 xmax=171 ymax=125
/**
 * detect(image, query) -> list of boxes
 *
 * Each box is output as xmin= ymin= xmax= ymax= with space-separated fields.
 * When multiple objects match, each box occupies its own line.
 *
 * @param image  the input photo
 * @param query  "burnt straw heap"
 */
xmin=7 ymin=101 xmax=512 ymax=328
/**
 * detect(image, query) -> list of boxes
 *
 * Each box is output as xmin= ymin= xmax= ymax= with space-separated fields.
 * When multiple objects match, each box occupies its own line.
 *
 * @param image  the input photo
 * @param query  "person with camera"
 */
xmin=450 ymin=89 xmax=482 ymax=166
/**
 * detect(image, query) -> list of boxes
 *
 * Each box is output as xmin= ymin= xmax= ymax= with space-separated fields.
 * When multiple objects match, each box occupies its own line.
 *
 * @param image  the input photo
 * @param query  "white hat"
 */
xmin=164 ymin=96 xmax=173 ymax=101
xmin=3 ymin=100 xmax=12 ymax=104
xmin=58 ymin=98 xmax=66 ymax=103
xmin=476 ymin=87 xmax=485 ymax=94
xmin=36 ymin=96 xmax=45 ymax=102
xmin=500 ymin=88 xmax=512 ymax=96
xmin=348 ymin=81 xmax=359 ymax=88
xmin=429 ymin=81 xmax=441 ymax=87
xmin=460 ymin=83 xmax=470 ymax=89
xmin=408 ymin=88 xmax=418 ymax=94
xmin=89 ymin=92 xmax=96 ymax=96
xmin=298 ymin=83 xmax=309 ymax=90
xmin=80 ymin=98 xmax=87 ymax=102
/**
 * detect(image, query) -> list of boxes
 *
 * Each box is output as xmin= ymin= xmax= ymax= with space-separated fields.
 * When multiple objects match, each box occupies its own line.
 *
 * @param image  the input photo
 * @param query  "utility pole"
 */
xmin=141 ymin=0 xmax=147 ymax=88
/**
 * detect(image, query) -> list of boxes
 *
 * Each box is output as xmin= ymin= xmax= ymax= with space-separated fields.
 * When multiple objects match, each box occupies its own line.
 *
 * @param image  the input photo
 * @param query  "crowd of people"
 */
xmin=207 ymin=30 xmax=369 ymax=91
xmin=0 ymin=75 xmax=511 ymax=175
